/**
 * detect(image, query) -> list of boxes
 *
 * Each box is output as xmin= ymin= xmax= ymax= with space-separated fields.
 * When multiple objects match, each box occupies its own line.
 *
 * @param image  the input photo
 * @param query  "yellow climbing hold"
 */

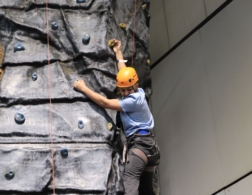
xmin=0 ymin=44 xmax=4 ymax=64
xmin=0 ymin=68 xmax=4 ymax=80
xmin=142 ymin=4 xmax=147 ymax=10
xmin=147 ymin=59 xmax=151 ymax=66
xmin=119 ymin=23 xmax=127 ymax=30
xmin=107 ymin=123 xmax=113 ymax=131
xmin=108 ymin=39 xmax=116 ymax=47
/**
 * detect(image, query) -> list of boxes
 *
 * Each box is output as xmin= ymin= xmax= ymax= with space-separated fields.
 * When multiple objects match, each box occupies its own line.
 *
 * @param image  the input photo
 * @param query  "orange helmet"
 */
xmin=116 ymin=67 xmax=139 ymax=87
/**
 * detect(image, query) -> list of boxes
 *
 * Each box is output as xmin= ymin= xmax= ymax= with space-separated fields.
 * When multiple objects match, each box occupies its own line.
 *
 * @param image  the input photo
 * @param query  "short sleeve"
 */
xmin=119 ymin=93 xmax=142 ymax=112
xmin=119 ymin=95 xmax=139 ymax=112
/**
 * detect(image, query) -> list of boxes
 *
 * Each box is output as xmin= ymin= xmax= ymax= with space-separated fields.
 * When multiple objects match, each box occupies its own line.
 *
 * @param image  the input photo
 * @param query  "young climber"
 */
xmin=73 ymin=39 xmax=160 ymax=195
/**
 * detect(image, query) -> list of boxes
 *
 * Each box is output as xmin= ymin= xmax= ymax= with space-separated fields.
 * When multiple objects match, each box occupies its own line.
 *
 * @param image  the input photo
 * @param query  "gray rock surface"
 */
xmin=0 ymin=0 xmax=152 ymax=194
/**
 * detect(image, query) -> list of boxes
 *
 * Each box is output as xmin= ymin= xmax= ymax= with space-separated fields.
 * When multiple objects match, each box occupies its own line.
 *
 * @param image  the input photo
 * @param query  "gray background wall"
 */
xmin=149 ymin=0 xmax=226 ymax=63
xmin=150 ymin=0 xmax=252 ymax=194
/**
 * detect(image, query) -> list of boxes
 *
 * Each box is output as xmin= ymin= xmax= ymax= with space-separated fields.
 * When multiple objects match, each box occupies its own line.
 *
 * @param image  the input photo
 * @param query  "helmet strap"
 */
xmin=132 ymin=84 xmax=137 ymax=92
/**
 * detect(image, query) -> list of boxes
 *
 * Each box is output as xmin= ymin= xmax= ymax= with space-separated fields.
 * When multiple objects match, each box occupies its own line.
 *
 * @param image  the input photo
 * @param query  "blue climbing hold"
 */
xmin=77 ymin=0 xmax=86 ymax=3
xmin=14 ymin=42 xmax=25 ymax=52
xmin=78 ymin=120 xmax=84 ymax=129
xmin=82 ymin=34 xmax=90 ymax=45
xmin=61 ymin=147 xmax=68 ymax=158
xmin=5 ymin=171 xmax=15 ymax=180
xmin=15 ymin=113 xmax=25 ymax=124
xmin=32 ymin=72 xmax=37 ymax=81
xmin=51 ymin=22 xmax=58 ymax=30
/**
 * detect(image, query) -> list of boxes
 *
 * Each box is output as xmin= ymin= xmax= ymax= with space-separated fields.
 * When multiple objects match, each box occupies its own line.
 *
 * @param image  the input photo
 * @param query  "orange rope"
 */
xmin=131 ymin=0 xmax=137 ymax=67
xmin=45 ymin=1 xmax=56 ymax=194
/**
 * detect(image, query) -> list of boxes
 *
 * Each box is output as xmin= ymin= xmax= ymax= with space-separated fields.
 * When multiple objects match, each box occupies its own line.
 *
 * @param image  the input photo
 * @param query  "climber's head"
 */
xmin=116 ymin=67 xmax=139 ymax=97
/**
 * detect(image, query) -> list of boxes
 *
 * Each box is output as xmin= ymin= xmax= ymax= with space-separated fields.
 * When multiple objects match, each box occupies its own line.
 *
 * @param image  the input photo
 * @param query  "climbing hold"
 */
xmin=119 ymin=23 xmax=127 ymax=30
xmin=0 ymin=44 xmax=4 ymax=64
xmin=108 ymin=39 xmax=116 ymax=47
xmin=51 ymin=22 xmax=58 ymax=30
xmin=78 ymin=120 xmax=84 ymax=129
xmin=32 ymin=72 xmax=37 ymax=81
xmin=107 ymin=123 xmax=113 ymax=131
xmin=0 ymin=68 xmax=4 ymax=80
xmin=5 ymin=171 xmax=15 ymax=180
xmin=14 ymin=42 xmax=25 ymax=52
xmin=142 ymin=4 xmax=147 ymax=10
xmin=61 ymin=147 xmax=68 ymax=158
xmin=147 ymin=59 xmax=151 ymax=66
xmin=14 ymin=113 xmax=25 ymax=124
xmin=82 ymin=34 xmax=90 ymax=44
xmin=77 ymin=0 xmax=86 ymax=3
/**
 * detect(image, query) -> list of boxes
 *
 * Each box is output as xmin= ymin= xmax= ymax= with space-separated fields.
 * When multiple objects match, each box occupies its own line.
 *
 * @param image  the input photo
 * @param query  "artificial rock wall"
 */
xmin=0 ymin=0 xmax=151 ymax=194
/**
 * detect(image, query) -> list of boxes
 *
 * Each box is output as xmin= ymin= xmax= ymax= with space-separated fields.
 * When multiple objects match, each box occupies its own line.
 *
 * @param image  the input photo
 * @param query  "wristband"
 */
xmin=117 ymin=60 xmax=128 ymax=63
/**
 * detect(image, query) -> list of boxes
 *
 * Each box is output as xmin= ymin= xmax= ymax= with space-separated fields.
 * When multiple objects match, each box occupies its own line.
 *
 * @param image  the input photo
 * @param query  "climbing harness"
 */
xmin=122 ymin=131 xmax=151 ymax=164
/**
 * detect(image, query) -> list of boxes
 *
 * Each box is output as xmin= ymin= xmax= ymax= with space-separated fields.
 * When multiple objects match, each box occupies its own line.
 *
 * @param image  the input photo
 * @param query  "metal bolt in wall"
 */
xmin=82 ymin=34 xmax=90 ymax=44
xmin=77 ymin=0 xmax=86 ymax=3
xmin=14 ymin=113 xmax=25 ymax=124
xmin=78 ymin=120 xmax=84 ymax=129
xmin=5 ymin=171 xmax=15 ymax=180
xmin=61 ymin=147 xmax=68 ymax=158
xmin=51 ymin=22 xmax=58 ymax=30
xmin=32 ymin=72 xmax=38 ymax=81
xmin=14 ymin=42 xmax=25 ymax=52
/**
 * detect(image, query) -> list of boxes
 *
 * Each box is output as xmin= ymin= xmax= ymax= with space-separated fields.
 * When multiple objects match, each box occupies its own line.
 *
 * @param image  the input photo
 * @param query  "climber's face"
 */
xmin=119 ymin=83 xmax=138 ymax=97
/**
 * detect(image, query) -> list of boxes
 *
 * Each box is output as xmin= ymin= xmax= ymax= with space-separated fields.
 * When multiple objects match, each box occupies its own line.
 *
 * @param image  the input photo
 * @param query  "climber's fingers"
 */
xmin=112 ymin=40 xmax=121 ymax=52
xmin=73 ymin=80 xmax=86 ymax=91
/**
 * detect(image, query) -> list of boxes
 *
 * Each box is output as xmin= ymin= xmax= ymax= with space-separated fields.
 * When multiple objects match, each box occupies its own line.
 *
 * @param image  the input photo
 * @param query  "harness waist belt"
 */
xmin=138 ymin=130 xmax=149 ymax=135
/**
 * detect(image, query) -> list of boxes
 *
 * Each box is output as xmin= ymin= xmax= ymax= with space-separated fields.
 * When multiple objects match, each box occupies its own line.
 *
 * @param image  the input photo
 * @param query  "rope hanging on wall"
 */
xmin=131 ymin=0 xmax=137 ymax=67
xmin=45 ymin=1 xmax=56 ymax=194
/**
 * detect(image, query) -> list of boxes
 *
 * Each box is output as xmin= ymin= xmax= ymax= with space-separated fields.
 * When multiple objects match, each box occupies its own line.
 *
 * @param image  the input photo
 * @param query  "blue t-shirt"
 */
xmin=119 ymin=88 xmax=154 ymax=138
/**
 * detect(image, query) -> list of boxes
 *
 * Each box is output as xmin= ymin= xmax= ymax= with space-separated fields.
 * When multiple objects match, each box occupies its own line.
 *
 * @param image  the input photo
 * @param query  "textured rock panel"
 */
xmin=0 ymin=102 xmax=115 ymax=143
xmin=0 ymin=144 xmax=123 ymax=194
xmin=0 ymin=0 xmax=151 ymax=194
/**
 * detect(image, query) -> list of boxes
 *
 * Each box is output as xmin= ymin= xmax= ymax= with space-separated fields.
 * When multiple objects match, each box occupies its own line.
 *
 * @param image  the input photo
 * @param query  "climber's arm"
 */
xmin=112 ymin=40 xmax=126 ymax=70
xmin=73 ymin=80 xmax=122 ymax=111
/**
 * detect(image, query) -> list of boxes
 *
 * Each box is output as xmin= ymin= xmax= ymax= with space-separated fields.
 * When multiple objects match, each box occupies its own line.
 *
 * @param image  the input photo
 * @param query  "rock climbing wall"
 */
xmin=0 ymin=0 xmax=152 ymax=194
